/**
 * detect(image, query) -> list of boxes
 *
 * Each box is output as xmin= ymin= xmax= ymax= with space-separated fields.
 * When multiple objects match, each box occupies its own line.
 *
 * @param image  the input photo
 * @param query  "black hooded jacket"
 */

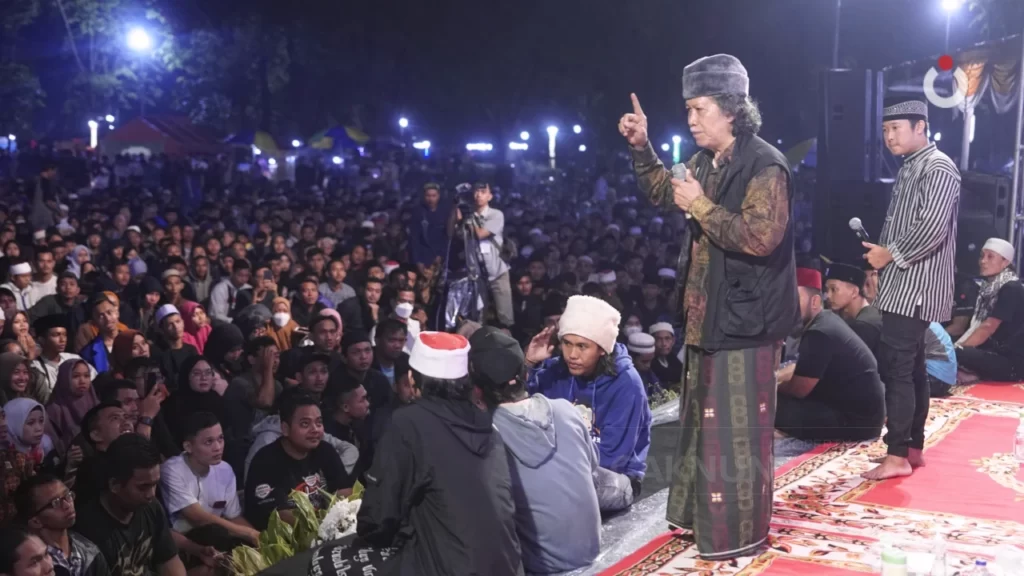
xmin=357 ymin=396 xmax=524 ymax=576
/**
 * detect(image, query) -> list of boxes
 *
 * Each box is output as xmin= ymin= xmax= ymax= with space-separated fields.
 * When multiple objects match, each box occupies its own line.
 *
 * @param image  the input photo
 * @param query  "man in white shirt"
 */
xmin=31 ymin=315 xmax=96 ymax=400
xmin=31 ymin=248 xmax=57 ymax=299
xmin=209 ymin=259 xmax=252 ymax=322
xmin=1 ymin=262 xmax=40 ymax=311
xmin=160 ymin=412 xmax=259 ymax=550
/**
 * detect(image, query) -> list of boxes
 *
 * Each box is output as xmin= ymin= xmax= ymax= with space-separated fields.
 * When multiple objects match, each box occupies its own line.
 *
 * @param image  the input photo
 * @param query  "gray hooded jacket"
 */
xmin=493 ymin=395 xmax=601 ymax=574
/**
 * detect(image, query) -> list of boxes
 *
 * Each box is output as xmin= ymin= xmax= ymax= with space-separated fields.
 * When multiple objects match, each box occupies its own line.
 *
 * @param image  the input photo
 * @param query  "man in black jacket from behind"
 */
xmin=312 ymin=331 xmax=523 ymax=576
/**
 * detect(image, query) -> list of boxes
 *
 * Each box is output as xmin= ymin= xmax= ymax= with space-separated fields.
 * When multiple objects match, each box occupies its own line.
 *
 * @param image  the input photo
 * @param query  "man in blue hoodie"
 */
xmin=525 ymin=295 xmax=651 ymax=512
xmin=470 ymin=326 xmax=601 ymax=574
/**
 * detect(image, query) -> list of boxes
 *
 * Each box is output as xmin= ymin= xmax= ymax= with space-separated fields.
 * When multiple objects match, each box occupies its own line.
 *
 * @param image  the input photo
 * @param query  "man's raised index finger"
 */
xmin=631 ymin=93 xmax=645 ymax=116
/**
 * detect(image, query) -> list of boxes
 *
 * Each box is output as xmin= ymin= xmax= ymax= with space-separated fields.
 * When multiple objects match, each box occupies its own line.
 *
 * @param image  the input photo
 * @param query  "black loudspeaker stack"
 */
xmin=956 ymin=172 xmax=1012 ymax=273
xmin=813 ymin=69 xmax=887 ymax=265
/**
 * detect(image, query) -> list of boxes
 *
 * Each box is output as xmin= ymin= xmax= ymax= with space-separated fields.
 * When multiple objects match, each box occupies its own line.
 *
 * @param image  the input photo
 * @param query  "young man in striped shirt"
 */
xmin=861 ymin=97 xmax=960 ymax=480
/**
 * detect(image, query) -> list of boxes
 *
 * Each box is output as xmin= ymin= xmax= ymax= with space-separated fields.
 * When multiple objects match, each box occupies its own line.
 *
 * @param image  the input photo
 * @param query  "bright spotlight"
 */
xmin=87 ymin=121 xmax=98 ymax=148
xmin=412 ymin=140 xmax=431 ymax=150
xmin=934 ymin=132 xmax=942 ymax=142
xmin=268 ymin=158 xmax=277 ymax=166
xmin=332 ymin=156 xmax=342 ymax=165
xmin=672 ymin=135 xmax=682 ymax=144
xmin=108 ymin=125 xmax=115 ymax=130
xmin=398 ymin=117 xmax=409 ymax=129
xmin=547 ymin=126 xmax=558 ymax=160
xmin=126 ymin=27 xmax=153 ymax=52
xmin=105 ymin=114 xmax=115 ymax=123
xmin=578 ymin=144 xmax=587 ymax=152
xmin=509 ymin=142 xmax=529 ymax=151
xmin=8 ymin=134 xmax=15 ymax=141
xmin=660 ymin=143 xmax=670 ymax=152
xmin=941 ymin=0 xmax=963 ymax=12
xmin=573 ymin=125 xmax=582 ymax=134
xmin=466 ymin=143 xmax=494 ymax=152
xmin=291 ymin=139 xmax=302 ymax=147
xmin=546 ymin=126 xmax=559 ymax=136
xmin=251 ymin=145 xmax=261 ymax=156
xmin=87 ymin=120 xmax=98 ymax=128
xmin=520 ymin=131 xmax=530 ymax=141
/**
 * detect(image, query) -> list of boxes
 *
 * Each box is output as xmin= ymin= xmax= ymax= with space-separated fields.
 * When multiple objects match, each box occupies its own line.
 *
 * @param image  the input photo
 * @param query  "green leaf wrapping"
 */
xmin=289 ymin=490 xmax=321 ymax=551
xmin=230 ymin=545 xmax=269 ymax=576
xmin=349 ymin=481 xmax=365 ymax=502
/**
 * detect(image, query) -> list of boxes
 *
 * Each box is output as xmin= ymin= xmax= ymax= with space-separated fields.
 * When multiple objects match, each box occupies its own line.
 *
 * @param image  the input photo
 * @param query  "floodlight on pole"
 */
xmin=8 ymin=134 xmax=15 ymax=141
xmin=660 ymin=143 xmax=670 ymax=152
xmin=546 ymin=126 xmax=558 ymax=159
xmin=332 ymin=156 xmax=342 ymax=165
xmin=509 ymin=142 xmax=529 ymax=151
xmin=934 ymin=132 xmax=942 ymax=142
xmin=398 ymin=117 xmax=409 ymax=129
xmin=268 ymin=158 xmax=277 ymax=166
xmin=578 ymin=144 xmax=587 ymax=152
xmin=520 ymin=131 xmax=530 ymax=141
xmin=126 ymin=27 xmax=153 ymax=52
xmin=672 ymin=135 xmax=682 ymax=164
xmin=291 ymin=139 xmax=302 ymax=147
xmin=941 ymin=0 xmax=963 ymax=12
xmin=105 ymin=114 xmax=115 ymax=123
xmin=87 ymin=120 xmax=99 ymax=148
xmin=573 ymin=124 xmax=582 ymax=134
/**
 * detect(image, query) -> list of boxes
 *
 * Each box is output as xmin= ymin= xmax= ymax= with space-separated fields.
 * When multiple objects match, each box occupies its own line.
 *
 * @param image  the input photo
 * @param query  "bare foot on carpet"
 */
xmin=862 ymin=455 xmax=914 ymax=480
xmin=870 ymin=448 xmax=925 ymax=468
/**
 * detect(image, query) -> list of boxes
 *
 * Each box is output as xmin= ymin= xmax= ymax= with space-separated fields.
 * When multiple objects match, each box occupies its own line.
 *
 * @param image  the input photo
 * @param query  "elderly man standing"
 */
xmin=619 ymin=54 xmax=798 ymax=560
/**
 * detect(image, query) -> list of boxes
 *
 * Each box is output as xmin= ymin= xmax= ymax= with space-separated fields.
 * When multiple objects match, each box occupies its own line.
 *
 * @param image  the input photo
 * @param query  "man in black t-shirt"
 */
xmin=244 ymin=390 xmax=353 ymax=530
xmin=776 ymin=268 xmax=885 ymax=441
xmin=955 ymin=238 xmax=1024 ymax=382
xmin=824 ymin=262 xmax=882 ymax=358
xmin=74 ymin=434 xmax=210 ymax=576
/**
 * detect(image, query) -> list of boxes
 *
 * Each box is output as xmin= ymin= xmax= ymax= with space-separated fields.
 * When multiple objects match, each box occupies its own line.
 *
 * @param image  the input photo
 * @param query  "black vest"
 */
xmin=692 ymin=134 xmax=799 ymax=351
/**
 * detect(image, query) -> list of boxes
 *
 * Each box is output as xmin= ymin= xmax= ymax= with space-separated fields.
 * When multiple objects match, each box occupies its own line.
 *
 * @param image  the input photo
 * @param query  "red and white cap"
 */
xmin=383 ymin=260 xmax=401 ymax=275
xmin=409 ymin=332 xmax=471 ymax=380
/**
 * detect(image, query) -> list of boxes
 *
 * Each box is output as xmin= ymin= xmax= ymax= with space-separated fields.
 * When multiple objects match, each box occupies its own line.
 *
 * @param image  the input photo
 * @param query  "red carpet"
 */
xmin=955 ymin=382 xmax=1024 ymax=405
xmin=599 ymin=397 xmax=1024 ymax=575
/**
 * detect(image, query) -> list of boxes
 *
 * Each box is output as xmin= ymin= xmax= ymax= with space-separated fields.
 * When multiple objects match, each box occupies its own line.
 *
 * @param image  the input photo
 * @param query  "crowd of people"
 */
xmin=0 ymin=132 xmax=1020 ymax=576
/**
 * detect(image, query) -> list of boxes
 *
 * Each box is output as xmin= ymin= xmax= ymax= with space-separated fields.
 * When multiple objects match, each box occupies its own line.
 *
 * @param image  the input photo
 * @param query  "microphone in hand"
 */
xmin=670 ymin=164 xmax=693 ymax=220
xmin=848 ymin=217 xmax=870 ymax=242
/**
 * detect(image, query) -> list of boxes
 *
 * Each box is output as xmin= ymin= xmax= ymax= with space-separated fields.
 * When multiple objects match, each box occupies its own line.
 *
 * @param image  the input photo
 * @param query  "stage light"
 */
xmin=509 ymin=142 xmax=529 ymax=151
xmin=941 ymin=0 xmax=963 ymax=12
xmin=466 ymin=143 xmax=494 ymax=152
xmin=672 ymin=135 xmax=682 ymax=143
xmin=108 ymin=125 xmax=114 ymax=130
xmin=969 ymin=115 xmax=976 ymax=143
xmin=126 ymin=27 xmax=153 ymax=52
xmin=547 ymin=126 xmax=558 ymax=160
xmin=578 ymin=144 xmax=587 ymax=152
xmin=291 ymin=139 xmax=302 ymax=147
xmin=105 ymin=114 xmax=115 ymax=123
xmin=8 ymin=134 xmax=15 ymax=141
xmin=332 ymin=156 xmax=342 ymax=165
xmin=934 ymin=132 xmax=942 ymax=142
xmin=87 ymin=120 xmax=98 ymax=148
xmin=547 ymin=126 xmax=559 ymax=136
xmin=412 ymin=140 xmax=431 ymax=150
xmin=520 ymin=131 xmax=530 ymax=141
xmin=268 ymin=158 xmax=277 ymax=166
xmin=660 ymin=143 xmax=670 ymax=152
xmin=672 ymin=135 xmax=682 ymax=164
xmin=573 ymin=125 xmax=582 ymax=134
xmin=777 ymin=139 xmax=783 ymax=145
xmin=252 ymin=145 xmax=261 ymax=156
xmin=398 ymin=117 xmax=409 ymax=129
xmin=286 ymin=156 xmax=296 ymax=163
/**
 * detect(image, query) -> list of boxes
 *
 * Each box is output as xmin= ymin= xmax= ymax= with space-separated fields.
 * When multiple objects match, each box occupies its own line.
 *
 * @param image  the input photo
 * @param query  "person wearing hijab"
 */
xmin=4 ymin=397 xmax=55 ymax=468
xmin=179 ymin=301 xmax=213 ymax=355
xmin=163 ymin=356 xmax=229 ymax=446
xmin=0 ymin=402 xmax=36 ymax=525
xmin=44 ymin=359 xmax=98 ymax=454
xmin=0 ymin=352 xmax=46 ymax=405
xmin=268 ymin=297 xmax=299 ymax=351
xmin=110 ymin=329 xmax=150 ymax=378
xmin=134 ymin=275 xmax=164 ymax=337
xmin=65 ymin=246 xmax=91 ymax=279
xmin=204 ymin=324 xmax=246 ymax=381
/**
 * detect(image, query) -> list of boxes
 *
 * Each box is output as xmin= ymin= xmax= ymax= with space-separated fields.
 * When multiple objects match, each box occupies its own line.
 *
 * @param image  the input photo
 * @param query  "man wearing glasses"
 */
xmin=14 ymin=474 xmax=109 ymax=576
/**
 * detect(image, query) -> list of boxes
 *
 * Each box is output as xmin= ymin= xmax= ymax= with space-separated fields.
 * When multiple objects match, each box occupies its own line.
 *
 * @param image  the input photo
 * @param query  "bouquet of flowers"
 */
xmin=316 ymin=497 xmax=362 ymax=544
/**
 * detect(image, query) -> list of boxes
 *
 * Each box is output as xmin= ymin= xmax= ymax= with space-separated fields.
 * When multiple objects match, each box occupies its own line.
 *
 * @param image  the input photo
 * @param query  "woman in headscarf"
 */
xmin=0 ymin=352 xmax=45 ymax=405
xmin=110 ymin=329 xmax=150 ymax=378
xmin=66 ymin=245 xmax=91 ymax=279
xmin=44 ymin=359 xmax=98 ymax=454
xmin=179 ymin=301 xmax=213 ymax=355
xmin=204 ymin=323 xmax=246 ymax=381
xmin=134 ymin=275 xmax=164 ymax=336
xmin=268 ymin=297 xmax=299 ymax=351
xmin=163 ymin=355 xmax=229 ymax=446
xmin=0 ymin=402 xmax=35 ymax=524
xmin=4 ymin=397 xmax=55 ymax=468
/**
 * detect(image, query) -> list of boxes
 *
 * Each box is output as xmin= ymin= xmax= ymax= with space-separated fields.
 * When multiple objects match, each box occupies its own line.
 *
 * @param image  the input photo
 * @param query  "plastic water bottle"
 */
xmin=930 ymin=535 xmax=947 ymax=576
xmin=1014 ymin=413 xmax=1024 ymax=463
xmin=968 ymin=559 xmax=990 ymax=575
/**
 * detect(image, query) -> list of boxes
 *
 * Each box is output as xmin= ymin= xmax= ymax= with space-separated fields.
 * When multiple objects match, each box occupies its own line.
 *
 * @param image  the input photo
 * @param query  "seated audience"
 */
xmin=4 ymin=398 xmax=55 ymax=471
xmin=627 ymin=332 xmax=665 ymax=398
xmin=525 ymin=295 xmax=651 ymax=511
xmin=955 ymin=238 xmax=1024 ymax=382
xmin=333 ymin=331 xmax=392 ymax=422
xmin=31 ymin=315 xmax=95 ymax=403
xmin=69 ymin=402 xmax=134 ymax=507
xmin=74 ymin=434 xmax=198 ymax=576
xmin=44 ymin=359 xmax=98 ymax=455
xmin=371 ymin=319 xmax=409 ymax=387
xmin=0 ymin=528 xmax=55 ymax=576
xmin=77 ymin=293 xmax=125 ymax=373
xmin=268 ymin=297 xmax=299 ymax=351
xmin=14 ymin=474 xmax=109 ymax=576
xmin=109 ymin=329 xmax=150 ymax=379
xmin=775 ymin=268 xmax=885 ymax=442
xmin=160 ymin=412 xmax=258 ymax=550
xmin=322 ymin=380 xmax=371 ymax=481
xmin=319 ymin=259 xmax=356 ymax=307
xmin=469 ymin=326 xmax=600 ymax=574
xmin=224 ymin=337 xmax=280 ymax=445
xmin=345 ymin=331 xmax=523 ymax=576
xmin=648 ymin=322 xmax=682 ymax=391
xmin=0 ymin=404 xmax=36 ymax=525
xmin=823 ymin=261 xmax=882 ymax=356
xmin=925 ymin=322 xmax=957 ymax=397
xmin=179 ymin=301 xmax=213 ymax=356
xmin=1 ymin=353 xmax=45 ymax=405
xmin=244 ymin=389 xmax=354 ymax=530
xmin=290 ymin=277 xmax=326 ymax=329
xmin=163 ymin=356 xmax=229 ymax=448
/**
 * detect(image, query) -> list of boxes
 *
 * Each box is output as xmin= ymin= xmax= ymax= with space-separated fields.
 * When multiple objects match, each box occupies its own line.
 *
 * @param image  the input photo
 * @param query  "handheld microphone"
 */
xmin=848 ymin=217 xmax=870 ymax=242
xmin=670 ymin=164 xmax=693 ymax=220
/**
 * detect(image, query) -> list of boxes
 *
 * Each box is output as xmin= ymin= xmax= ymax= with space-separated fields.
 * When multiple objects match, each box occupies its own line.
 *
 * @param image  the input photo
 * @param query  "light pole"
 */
xmin=833 ymin=0 xmax=842 ymax=68
xmin=88 ymin=120 xmax=98 ymax=149
xmin=398 ymin=117 xmax=409 ymax=140
xmin=126 ymin=27 xmax=154 ymax=116
xmin=941 ymin=0 xmax=963 ymax=51
xmin=547 ymin=126 xmax=559 ymax=168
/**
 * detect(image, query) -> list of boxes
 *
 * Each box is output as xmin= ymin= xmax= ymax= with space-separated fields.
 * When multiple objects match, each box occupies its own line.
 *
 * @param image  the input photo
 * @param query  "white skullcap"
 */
xmin=9 ymin=263 xmax=31 ymax=276
xmin=58 ymin=204 xmax=69 ymax=212
xmin=578 ymin=255 xmax=594 ymax=265
xmin=606 ymin=224 xmax=620 ymax=232
xmin=629 ymin=226 xmax=643 ymax=236
xmin=983 ymin=238 xmax=1015 ymax=263
xmin=161 ymin=269 xmax=181 ymax=280
xmin=409 ymin=332 xmax=470 ymax=380
xmin=361 ymin=220 xmax=375 ymax=230
xmin=33 ymin=230 xmax=46 ymax=240
xmin=155 ymin=304 xmax=180 ymax=326
xmin=127 ymin=225 xmax=142 ymax=234
xmin=598 ymin=271 xmax=617 ymax=284
xmin=658 ymin=268 xmax=677 ymax=279
xmin=558 ymin=295 xmax=621 ymax=354
xmin=649 ymin=322 xmax=674 ymax=336
xmin=627 ymin=332 xmax=656 ymax=355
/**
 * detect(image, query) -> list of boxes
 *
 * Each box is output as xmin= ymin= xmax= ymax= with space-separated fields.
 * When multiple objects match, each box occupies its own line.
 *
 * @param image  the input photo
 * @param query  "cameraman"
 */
xmin=457 ymin=182 xmax=514 ymax=328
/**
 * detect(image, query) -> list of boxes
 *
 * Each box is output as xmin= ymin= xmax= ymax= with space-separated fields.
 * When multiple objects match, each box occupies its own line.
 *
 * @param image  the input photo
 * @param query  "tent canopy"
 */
xmin=225 ymin=130 xmax=280 ymax=153
xmin=309 ymin=126 xmax=370 ymax=150
xmin=102 ymin=116 xmax=224 ymax=156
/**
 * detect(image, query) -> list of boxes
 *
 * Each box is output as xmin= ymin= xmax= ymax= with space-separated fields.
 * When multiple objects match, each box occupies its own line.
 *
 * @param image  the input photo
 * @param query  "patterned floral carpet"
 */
xmin=599 ymin=386 xmax=1024 ymax=575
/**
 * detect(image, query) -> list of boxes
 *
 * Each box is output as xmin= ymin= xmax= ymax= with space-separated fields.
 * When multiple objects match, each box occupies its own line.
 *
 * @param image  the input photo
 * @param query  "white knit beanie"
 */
xmin=558 ymin=295 xmax=621 ymax=354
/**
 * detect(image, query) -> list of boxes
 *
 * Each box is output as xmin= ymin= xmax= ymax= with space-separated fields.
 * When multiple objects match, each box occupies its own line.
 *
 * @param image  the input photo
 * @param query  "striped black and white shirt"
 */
xmin=875 ymin=143 xmax=960 ymax=323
